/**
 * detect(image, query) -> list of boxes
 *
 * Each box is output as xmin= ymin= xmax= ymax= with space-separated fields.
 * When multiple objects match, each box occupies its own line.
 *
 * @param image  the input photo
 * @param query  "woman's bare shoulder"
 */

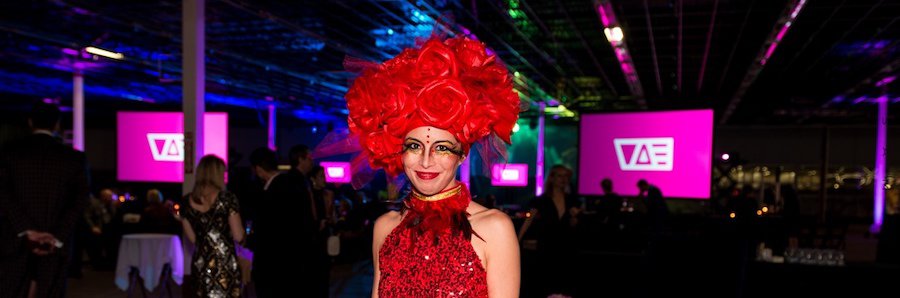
xmin=468 ymin=204 xmax=515 ymax=238
xmin=374 ymin=210 xmax=403 ymax=237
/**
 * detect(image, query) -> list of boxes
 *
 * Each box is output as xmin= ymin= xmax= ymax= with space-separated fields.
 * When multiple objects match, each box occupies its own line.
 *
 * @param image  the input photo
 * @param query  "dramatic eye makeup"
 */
xmin=431 ymin=140 xmax=463 ymax=156
xmin=403 ymin=139 xmax=424 ymax=153
xmin=403 ymin=138 xmax=462 ymax=156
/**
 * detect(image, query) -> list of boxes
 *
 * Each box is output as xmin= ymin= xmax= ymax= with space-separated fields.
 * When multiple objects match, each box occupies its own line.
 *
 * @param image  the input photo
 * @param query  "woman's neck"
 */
xmin=412 ymin=180 xmax=460 ymax=197
xmin=200 ymin=188 xmax=219 ymax=201
xmin=550 ymin=188 xmax=566 ymax=198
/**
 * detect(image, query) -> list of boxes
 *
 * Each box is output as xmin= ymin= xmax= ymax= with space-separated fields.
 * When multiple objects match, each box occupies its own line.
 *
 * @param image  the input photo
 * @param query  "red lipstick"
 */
xmin=415 ymin=171 xmax=439 ymax=180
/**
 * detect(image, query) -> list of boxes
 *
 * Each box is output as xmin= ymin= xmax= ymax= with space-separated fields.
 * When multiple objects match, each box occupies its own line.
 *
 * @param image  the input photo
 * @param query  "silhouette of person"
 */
xmin=0 ymin=102 xmax=90 ymax=297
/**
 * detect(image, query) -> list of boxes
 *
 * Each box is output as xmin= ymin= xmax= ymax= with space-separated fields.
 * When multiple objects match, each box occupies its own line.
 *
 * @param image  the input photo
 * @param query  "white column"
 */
xmin=535 ymin=102 xmax=546 ymax=196
xmin=73 ymin=70 xmax=84 ymax=151
xmin=183 ymin=0 xmax=205 ymax=195
xmin=873 ymin=95 xmax=888 ymax=233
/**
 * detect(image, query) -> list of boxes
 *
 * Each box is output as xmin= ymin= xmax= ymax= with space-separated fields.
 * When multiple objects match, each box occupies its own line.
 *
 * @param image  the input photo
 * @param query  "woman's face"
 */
xmin=402 ymin=126 xmax=464 ymax=196
xmin=549 ymin=168 xmax=571 ymax=190
xmin=312 ymin=171 xmax=326 ymax=190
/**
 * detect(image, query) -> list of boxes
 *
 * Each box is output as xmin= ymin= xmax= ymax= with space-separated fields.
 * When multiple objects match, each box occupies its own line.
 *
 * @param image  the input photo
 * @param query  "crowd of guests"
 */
xmin=509 ymin=164 xmax=672 ymax=297
xmin=61 ymin=144 xmax=386 ymax=297
xmin=3 ymin=103 xmax=828 ymax=298
xmin=0 ymin=97 xmax=390 ymax=297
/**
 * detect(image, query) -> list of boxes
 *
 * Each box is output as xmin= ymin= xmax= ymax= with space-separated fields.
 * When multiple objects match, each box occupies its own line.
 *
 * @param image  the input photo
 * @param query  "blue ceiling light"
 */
xmin=835 ymin=40 xmax=897 ymax=57
xmin=0 ymin=69 xmax=346 ymax=123
xmin=370 ymin=2 xmax=436 ymax=49
xmin=292 ymin=109 xmax=343 ymax=122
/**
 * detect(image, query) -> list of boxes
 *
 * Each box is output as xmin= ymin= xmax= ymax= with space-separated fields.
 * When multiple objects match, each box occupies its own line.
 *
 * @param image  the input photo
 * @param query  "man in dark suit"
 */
xmin=0 ymin=102 xmax=90 ymax=297
xmin=247 ymin=147 xmax=318 ymax=297
xmin=288 ymin=144 xmax=329 ymax=297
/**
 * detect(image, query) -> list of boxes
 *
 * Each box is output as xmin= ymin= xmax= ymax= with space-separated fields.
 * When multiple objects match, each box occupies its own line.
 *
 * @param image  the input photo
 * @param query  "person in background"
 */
xmin=517 ymin=165 xmax=580 ymax=297
xmin=288 ymin=144 xmax=330 ymax=297
xmin=249 ymin=147 xmax=320 ymax=297
xmin=310 ymin=165 xmax=336 ymax=286
xmin=141 ymin=189 xmax=180 ymax=234
xmin=582 ymin=178 xmax=624 ymax=249
xmin=83 ymin=189 xmax=113 ymax=269
xmin=180 ymin=155 xmax=244 ymax=298
xmin=637 ymin=179 xmax=668 ymax=235
xmin=0 ymin=101 xmax=90 ymax=297
xmin=310 ymin=165 xmax=336 ymax=227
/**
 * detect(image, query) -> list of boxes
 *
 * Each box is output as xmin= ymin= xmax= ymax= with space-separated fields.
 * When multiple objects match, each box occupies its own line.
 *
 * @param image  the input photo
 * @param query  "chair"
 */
xmin=126 ymin=267 xmax=149 ymax=298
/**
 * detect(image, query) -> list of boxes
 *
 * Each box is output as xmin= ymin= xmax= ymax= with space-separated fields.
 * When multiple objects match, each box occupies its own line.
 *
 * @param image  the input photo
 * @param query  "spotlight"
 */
xmin=85 ymin=46 xmax=124 ymax=60
xmin=721 ymin=153 xmax=730 ymax=161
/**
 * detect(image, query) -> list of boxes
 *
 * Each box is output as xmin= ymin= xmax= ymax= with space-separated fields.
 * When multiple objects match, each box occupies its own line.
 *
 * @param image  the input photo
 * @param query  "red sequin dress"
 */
xmin=378 ymin=184 xmax=488 ymax=297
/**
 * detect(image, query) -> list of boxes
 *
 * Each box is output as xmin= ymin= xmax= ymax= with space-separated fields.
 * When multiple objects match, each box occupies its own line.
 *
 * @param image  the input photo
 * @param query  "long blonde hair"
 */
xmin=191 ymin=155 xmax=226 ymax=205
xmin=543 ymin=164 xmax=573 ymax=197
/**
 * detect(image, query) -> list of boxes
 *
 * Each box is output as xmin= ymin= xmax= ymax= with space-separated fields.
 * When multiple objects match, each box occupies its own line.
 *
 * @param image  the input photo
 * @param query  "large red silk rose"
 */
xmin=450 ymin=38 xmax=492 ymax=71
xmin=416 ymin=79 xmax=468 ymax=129
xmin=415 ymin=39 xmax=457 ymax=80
xmin=345 ymin=73 xmax=383 ymax=133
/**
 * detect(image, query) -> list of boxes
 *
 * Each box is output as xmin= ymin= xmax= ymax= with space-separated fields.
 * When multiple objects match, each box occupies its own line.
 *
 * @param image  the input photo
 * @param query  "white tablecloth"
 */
xmin=114 ymin=234 xmax=184 ymax=291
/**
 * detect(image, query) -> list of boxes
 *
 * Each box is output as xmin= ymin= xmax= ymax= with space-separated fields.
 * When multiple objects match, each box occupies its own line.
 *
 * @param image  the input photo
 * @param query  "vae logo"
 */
xmin=613 ymin=137 xmax=674 ymax=171
xmin=147 ymin=133 xmax=184 ymax=162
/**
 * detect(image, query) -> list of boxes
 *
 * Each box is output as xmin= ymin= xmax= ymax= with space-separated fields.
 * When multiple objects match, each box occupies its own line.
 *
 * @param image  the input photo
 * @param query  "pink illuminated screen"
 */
xmin=491 ymin=163 xmax=529 ymax=187
xmin=320 ymin=162 xmax=352 ymax=184
xmin=117 ymin=112 xmax=228 ymax=182
xmin=578 ymin=110 xmax=712 ymax=199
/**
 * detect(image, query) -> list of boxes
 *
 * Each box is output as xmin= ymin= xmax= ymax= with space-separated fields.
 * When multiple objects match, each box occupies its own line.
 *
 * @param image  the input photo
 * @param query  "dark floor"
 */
xmin=65 ymin=220 xmax=897 ymax=297
xmin=67 ymin=260 xmax=374 ymax=298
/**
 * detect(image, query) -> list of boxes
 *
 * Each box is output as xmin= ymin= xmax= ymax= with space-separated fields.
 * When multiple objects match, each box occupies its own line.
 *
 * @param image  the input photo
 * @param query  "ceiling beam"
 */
xmin=800 ymin=0 xmax=885 ymax=74
xmin=556 ymin=0 xmax=619 ymax=98
xmin=481 ymin=0 xmax=585 ymax=99
xmin=677 ymin=0 xmax=683 ymax=95
xmin=697 ymin=0 xmax=718 ymax=93
xmin=643 ymin=0 xmax=662 ymax=96
xmin=594 ymin=0 xmax=645 ymax=106
xmin=720 ymin=0 xmax=808 ymax=124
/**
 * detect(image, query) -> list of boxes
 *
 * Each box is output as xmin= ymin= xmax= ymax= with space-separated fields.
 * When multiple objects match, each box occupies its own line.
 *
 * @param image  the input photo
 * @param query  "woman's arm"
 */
xmin=228 ymin=212 xmax=245 ymax=245
xmin=516 ymin=208 xmax=538 ymax=241
xmin=324 ymin=190 xmax=335 ymax=225
xmin=181 ymin=219 xmax=196 ymax=244
xmin=485 ymin=212 xmax=520 ymax=297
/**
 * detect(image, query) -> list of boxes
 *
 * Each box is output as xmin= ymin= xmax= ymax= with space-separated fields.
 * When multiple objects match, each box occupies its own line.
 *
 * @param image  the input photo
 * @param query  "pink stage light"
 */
xmin=760 ymin=0 xmax=806 ymax=65
xmin=320 ymin=161 xmax=352 ymax=184
xmin=492 ymin=163 xmax=529 ymax=187
xmin=596 ymin=4 xmax=611 ymax=27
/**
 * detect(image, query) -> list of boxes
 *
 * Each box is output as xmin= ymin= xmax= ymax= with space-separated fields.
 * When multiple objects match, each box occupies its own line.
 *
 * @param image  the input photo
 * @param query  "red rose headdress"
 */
xmin=314 ymin=36 xmax=522 ymax=188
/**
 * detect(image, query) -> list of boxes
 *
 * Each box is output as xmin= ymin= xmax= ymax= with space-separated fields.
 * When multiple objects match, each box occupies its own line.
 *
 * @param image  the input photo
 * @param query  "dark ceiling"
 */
xmin=1 ymin=0 xmax=897 ymax=126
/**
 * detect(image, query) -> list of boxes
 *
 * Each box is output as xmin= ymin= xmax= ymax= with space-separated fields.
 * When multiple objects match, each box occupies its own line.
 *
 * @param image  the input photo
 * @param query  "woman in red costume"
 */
xmin=343 ymin=36 xmax=521 ymax=297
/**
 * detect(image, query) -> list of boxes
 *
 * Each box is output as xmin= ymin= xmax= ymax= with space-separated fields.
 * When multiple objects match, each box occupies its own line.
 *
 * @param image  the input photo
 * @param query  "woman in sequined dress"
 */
xmin=339 ymin=35 xmax=522 ymax=297
xmin=181 ymin=155 xmax=245 ymax=298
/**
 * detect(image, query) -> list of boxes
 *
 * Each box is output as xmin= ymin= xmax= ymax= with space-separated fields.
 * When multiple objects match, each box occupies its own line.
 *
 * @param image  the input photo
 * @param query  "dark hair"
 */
xmin=310 ymin=165 xmax=324 ymax=177
xmin=544 ymin=164 xmax=573 ymax=195
xmin=289 ymin=144 xmax=310 ymax=168
xmin=249 ymin=147 xmax=279 ymax=172
xmin=601 ymin=178 xmax=613 ymax=192
xmin=637 ymin=179 xmax=649 ymax=188
xmin=29 ymin=102 xmax=60 ymax=130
